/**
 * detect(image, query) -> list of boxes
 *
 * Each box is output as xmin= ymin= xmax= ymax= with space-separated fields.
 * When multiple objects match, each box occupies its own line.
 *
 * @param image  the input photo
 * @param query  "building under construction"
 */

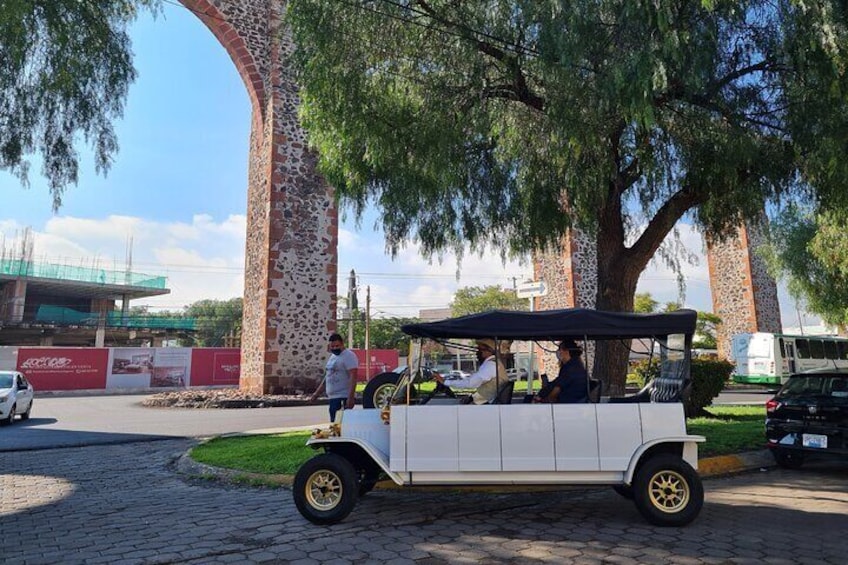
xmin=0 ymin=231 xmax=194 ymax=347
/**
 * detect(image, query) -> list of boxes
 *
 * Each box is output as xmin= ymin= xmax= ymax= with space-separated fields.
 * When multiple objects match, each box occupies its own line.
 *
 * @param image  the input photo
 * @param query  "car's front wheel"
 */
xmin=21 ymin=400 xmax=32 ymax=421
xmin=293 ymin=453 xmax=358 ymax=525
xmin=772 ymin=448 xmax=805 ymax=469
xmin=632 ymin=454 xmax=703 ymax=527
xmin=1 ymin=404 xmax=15 ymax=426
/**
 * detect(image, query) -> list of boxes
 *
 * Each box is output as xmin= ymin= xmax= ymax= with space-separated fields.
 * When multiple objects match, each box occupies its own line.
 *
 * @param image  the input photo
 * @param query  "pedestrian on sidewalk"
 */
xmin=309 ymin=333 xmax=359 ymax=422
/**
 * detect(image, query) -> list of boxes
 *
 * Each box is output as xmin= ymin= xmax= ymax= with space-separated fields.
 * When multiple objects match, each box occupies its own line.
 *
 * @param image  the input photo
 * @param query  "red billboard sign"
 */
xmin=350 ymin=349 xmax=400 ymax=381
xmin=17 ymin=348 xmax=109 ymax=390
xmin=190 ymin=348 xmax=240 ymax=386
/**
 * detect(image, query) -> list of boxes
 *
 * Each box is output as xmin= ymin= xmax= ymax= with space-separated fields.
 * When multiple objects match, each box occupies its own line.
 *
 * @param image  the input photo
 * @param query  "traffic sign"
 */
xmin=516 ymin=280 xmax=548 ymax=299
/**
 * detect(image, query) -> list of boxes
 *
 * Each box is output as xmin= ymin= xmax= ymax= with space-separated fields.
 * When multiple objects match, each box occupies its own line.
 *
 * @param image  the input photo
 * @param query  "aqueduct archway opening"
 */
xmin=184 ymin=0 xmax=780 ymax=394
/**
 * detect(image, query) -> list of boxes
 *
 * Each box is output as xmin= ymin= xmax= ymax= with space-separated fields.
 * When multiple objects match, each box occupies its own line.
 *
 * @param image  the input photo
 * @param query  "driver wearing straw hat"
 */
xmin=432 ymin=338 xmax=508 ymax=404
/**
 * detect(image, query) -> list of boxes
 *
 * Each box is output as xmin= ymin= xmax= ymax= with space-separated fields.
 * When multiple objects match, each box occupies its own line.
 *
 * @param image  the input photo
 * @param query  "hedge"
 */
xmin=630 ymin=357 xmax=734 ymax=417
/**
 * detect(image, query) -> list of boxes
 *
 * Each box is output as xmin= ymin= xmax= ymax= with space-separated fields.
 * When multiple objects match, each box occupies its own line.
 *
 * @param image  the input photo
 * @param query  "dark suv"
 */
xmin=766 ymin=370 xmax=848 ymax=468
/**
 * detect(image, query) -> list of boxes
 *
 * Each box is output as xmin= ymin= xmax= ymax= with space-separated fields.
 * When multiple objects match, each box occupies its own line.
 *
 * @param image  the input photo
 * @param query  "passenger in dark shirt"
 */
xmin=534 ymin=339 xmax=589 ymax=404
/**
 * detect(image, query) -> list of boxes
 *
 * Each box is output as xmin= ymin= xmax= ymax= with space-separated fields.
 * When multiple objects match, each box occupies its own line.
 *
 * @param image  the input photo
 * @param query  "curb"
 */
xmin=698 ymin=449 xmax=774 ymax=477
xmin=176 ymin=440 xmax=776 ymax=490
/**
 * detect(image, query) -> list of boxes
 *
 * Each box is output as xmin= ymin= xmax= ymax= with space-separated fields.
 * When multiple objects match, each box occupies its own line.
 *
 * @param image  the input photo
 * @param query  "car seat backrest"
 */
xmin=493 ymin=380 xmax=515 ymax=405
xmin=588 ymin=378 xmax=602 ymax=403
xmin=649 ymin=376 xmax=687 ymax=403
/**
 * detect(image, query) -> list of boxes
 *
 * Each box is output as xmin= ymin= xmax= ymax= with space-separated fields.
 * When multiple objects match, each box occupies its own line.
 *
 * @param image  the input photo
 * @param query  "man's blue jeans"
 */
xmin=328 ymin=397 xmax=347 ymax=422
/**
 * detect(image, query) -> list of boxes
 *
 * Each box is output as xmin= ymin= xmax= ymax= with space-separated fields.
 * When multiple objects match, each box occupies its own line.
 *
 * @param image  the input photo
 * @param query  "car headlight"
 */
xmin=0 ymin=394 xmax=8 ymax=403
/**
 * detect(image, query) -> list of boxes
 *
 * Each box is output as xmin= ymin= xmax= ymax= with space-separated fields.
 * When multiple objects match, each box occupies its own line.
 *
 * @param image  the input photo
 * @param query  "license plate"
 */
xmin=802 ymin=433 xmax=828 ymax=449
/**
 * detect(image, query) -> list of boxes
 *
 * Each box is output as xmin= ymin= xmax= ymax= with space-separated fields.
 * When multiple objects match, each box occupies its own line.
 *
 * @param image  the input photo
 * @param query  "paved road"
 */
xmin=0 ymin=387 xmax=773 ymax=452
xmin=2 ymin=439 xmax=846 ymax=564
xmin=0 ymin=395 xmax=329 ymax=452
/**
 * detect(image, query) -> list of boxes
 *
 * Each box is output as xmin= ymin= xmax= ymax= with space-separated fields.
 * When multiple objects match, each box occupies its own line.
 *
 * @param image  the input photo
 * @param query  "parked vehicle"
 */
xmin=765 ymin=369 xmax=848 ymax=469
xmin=0 ymin=371 xmax=34 ymax=425
xmin=731 ymin=332 xmax=848 ymax=386
xmin=294 ymin=308 xmax=705 ymax=527
xmin=445 ymin=370 xmax=470 ymax=381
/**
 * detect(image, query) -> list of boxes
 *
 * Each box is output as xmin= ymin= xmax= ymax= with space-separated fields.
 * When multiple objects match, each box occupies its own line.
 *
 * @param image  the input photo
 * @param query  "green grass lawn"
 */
xmin=687 ymin=405 xmax=766 ymax=457
xmin=191 ymin=404 xmax=767 ymax=477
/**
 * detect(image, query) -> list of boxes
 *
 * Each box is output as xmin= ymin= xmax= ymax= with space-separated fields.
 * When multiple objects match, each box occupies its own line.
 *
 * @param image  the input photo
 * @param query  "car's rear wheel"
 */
xmin=293 ymin=453 xmax=358 ymax=525
xmin=21 ymin=400 xmax=32 ymax=421
xmin=632 ymin=454 xmax=703 ymax=527
xmin=772 ymin=448 xmax=805 ymax=469
xmin=1 ymin=404 xmax=15 ymax=426
xmin=362 ymin=372 xmax=400 ymax=409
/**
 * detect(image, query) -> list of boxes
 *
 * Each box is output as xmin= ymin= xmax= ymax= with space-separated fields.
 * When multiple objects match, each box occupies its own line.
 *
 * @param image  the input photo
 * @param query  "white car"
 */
xmin=294 ymin=308 xmax=705 ymax=527
xmin=0 ymin=371 xmax=34 ymax=425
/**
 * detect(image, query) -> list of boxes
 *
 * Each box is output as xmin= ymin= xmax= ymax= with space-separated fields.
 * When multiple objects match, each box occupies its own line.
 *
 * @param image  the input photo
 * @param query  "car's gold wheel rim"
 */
xmin=647 ymin=470 xmax=689 ymax=513
xmin=374 ymin=384 xmax=396 ymax=409
xmin=305 ymin=470 xmax=343 ymax=510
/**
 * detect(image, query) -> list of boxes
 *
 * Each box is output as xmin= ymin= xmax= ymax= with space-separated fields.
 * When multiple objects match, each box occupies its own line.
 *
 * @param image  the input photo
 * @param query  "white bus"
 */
xmin=731 ymin=332 xmax=848 ymax=385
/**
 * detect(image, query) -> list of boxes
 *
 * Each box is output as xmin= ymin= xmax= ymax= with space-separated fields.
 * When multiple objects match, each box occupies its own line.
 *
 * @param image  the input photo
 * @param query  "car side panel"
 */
xmin=389 ymin=405 xmax=407 ymax=472
xmin=640 ymin=403 xmax=687 ymax=441
xmin=458 ymin=406 xmax=502 ymax=471
xmin=501 ymin=405 xmax=556 ymax=471
xmin=406 ymin=406 xmax=460 ymax=471
xmin=596 ymin=404 xmax=642 ymax=470
xmin=553 ymin=405 xmax=600 ymax=471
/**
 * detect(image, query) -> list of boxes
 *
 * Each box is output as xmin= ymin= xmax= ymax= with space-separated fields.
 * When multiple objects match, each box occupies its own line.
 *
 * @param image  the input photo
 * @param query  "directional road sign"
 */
xmin=516 ymin=280 xmax=548 ymax=299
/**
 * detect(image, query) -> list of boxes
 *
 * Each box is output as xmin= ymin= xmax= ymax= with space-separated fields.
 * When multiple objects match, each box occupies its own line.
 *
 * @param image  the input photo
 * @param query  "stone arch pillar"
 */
xmin=534 ymin=220 xmax=782 ymax=363
xmin=706 ymin=219 xmax=782 ymax=359
xmin=182 ymin=0 xmax=337 ymax=393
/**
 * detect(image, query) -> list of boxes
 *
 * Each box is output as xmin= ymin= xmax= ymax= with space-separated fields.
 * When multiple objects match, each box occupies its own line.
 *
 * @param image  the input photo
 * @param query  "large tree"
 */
xmin=183 ymin=298 xmax=243 ymax=347
xmin=763 ymin=207 xmax=848 ymax=329
xmin=1 ymin=0 xmax=159 ymax=207
xmin=288 ymin=1 xmax=848 ymax=394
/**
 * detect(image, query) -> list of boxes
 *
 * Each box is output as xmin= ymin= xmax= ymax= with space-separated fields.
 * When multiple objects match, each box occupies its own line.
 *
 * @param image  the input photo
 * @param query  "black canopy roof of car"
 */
xmin=402 ymin=308 xmax=697 ymax=341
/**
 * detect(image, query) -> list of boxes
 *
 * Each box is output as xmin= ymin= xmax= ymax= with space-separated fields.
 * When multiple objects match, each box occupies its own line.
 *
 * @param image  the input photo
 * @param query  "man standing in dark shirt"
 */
xmin=534 ymin=339 xmax=589 ymax=404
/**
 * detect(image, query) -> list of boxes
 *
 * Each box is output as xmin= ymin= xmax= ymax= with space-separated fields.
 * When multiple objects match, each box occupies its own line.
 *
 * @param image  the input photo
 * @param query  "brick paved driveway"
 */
xmin=2 ymin=440 xmax=846 ymax=564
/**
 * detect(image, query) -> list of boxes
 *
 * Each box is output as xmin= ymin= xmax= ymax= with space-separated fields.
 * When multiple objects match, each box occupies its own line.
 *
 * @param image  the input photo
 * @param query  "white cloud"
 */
xmin=0 ymin=214 xmax=246 ymax=312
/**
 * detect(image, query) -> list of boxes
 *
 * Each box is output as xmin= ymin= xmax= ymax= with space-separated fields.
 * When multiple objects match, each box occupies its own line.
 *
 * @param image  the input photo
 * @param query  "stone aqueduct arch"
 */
xmin=182 ymin=1 xmax=780 ymax=393
xmin=181 ymin=0 xmax=337 ymax=394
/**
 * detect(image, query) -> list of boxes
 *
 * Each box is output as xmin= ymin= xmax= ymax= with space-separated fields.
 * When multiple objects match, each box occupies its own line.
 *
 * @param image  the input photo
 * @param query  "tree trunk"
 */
xmin=591 ymin=210 xmax=642 ymax=397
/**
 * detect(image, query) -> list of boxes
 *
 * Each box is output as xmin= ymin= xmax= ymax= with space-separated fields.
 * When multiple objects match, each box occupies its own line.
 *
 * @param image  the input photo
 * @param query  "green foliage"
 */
xmin=634 ymin=293 xmax=659 ymax=314
xmin=689 ymin=358 xmax=734 ymax=416
xmin=285 ymin=0 xmax=834 ymax=260
xmin=450 ymin=285 xmax=528 ymax=317
xmin=0 ymin=0 xmax=160 ymax=207
xmin=762 ymin=206 xmax=848 ymax=327
xmin=694 ymin=312 xmax=721 ymax=349
xmin=629 ymin=357 xmax=732 ymax=416
xmin=183 ymin=298 xmax=243 ymax=347
xmin=338 ymin=312 xmax=418 ymax=354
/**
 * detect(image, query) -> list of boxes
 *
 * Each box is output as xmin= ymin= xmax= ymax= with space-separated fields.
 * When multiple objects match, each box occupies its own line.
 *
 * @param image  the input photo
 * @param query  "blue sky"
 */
xmin=0 ymin=3 xmax=818 ymax=328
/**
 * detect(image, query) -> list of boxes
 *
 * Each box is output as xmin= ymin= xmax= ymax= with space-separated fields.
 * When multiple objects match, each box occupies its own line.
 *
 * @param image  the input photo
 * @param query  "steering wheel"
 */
xmin=434 ymin=380 xmax=457 ymax=399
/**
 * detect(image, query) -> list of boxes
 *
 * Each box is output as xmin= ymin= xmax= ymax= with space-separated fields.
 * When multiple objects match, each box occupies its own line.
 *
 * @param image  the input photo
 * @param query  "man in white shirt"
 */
xmin=432 ymin=338 xmax=507 ymax=404
xmin=309 ymin=333 xmax=359 ymax=421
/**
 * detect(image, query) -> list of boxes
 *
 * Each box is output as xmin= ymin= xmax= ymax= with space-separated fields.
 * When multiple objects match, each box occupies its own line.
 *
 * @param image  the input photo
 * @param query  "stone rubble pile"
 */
xmin=142 ymin=388 xmax=309 ymax=409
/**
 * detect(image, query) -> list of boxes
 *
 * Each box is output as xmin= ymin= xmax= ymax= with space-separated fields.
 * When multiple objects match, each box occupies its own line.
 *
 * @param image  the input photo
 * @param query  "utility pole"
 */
xmin=347 ymin=269 xmax=358 ymax=347
xmin=365 ymin=285 xmax=371 ymax=380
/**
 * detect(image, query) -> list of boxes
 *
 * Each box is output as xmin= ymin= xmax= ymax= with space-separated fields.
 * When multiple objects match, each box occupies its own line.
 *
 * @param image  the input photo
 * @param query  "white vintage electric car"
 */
xmin=293 ymin=308 xmax=705 ymax=527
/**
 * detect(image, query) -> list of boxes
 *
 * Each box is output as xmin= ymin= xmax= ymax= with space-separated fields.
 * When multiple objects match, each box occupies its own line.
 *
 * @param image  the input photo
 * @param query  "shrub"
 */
xmin=628 ymin=357 xmax=733 ymax=417
xmin=688 ymin=358 xmax=734 ymax=416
